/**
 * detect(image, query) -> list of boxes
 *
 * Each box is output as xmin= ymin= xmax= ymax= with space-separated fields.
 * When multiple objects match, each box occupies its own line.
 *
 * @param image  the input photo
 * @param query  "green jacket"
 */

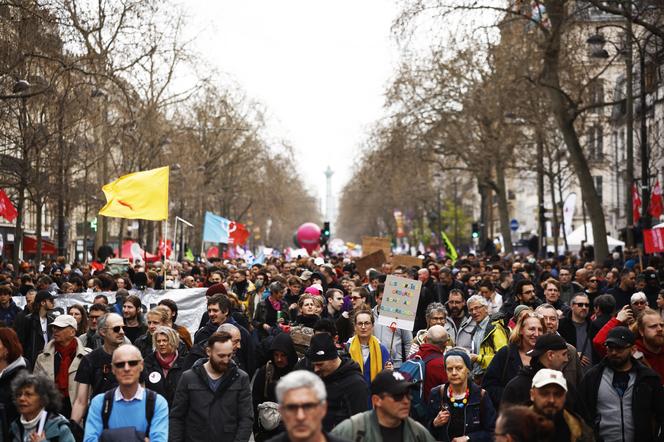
xmin=331 ymin=410 xmax=435 ymax=442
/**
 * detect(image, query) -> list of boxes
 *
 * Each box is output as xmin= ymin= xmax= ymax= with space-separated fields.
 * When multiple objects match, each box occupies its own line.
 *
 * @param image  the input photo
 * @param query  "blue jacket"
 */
xmin=426 ymin=382 xmax=496 ymax=442
xmin=0 ymin=301 xmax=21 ymax=327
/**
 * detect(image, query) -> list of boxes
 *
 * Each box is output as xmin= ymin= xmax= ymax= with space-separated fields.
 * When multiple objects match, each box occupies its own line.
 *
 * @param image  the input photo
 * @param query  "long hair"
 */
xmin=509 ymin=312 xmax=546 ymax=347
xmin=68 ymin=304 xmax=88 ymax=336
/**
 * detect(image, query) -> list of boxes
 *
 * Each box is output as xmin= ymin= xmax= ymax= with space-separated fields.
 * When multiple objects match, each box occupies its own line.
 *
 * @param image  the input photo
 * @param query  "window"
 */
xmin=587 ymin=125 xmax=604 ymax=160
xmin=590 ymin=80 xmax=604 ymax=114
xmin=593 ymin=176 xmax=603 ymax=203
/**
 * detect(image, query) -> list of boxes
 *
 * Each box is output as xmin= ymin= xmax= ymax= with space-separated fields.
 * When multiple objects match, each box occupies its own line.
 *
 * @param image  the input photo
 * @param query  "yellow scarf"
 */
xmin=349 ymin=335 xmax=383 ymax=381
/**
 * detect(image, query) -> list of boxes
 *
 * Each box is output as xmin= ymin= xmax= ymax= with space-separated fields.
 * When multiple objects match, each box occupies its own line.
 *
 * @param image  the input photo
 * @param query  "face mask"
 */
xmin=255 ymin=280 xmax=263 ymax=288
xmin=165 ymin=280 xmax=175 ymax=289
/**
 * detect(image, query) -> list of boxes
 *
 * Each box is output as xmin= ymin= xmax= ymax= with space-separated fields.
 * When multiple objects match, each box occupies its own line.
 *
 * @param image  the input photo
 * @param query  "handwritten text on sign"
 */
xmin=376 ymin=275 xmax=422 ymax=331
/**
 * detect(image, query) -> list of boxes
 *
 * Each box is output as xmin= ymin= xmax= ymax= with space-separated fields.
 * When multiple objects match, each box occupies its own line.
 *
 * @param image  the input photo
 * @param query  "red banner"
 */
xmin=0 ymin=189 xmax=17 ymax=222
xmin=644 ymin=228 xmax=664 ymax=254
xmin=650 ymin=180 xmax=663 ymax=219
xmin=633 ymin=183 xmax=642 ymax=224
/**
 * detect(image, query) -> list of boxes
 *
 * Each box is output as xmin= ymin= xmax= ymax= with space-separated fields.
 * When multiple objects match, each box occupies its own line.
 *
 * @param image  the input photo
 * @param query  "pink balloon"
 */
xmin=296 ymin=222 xmax=321 ymax=253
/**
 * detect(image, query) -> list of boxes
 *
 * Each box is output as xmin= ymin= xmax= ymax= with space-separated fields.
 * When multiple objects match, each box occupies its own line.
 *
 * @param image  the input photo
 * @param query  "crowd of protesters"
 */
xmin=0 ymin=248 xmax=663 ymax=441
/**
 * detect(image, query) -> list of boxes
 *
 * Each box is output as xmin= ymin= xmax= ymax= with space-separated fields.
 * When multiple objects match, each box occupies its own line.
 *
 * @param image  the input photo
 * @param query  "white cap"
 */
xmin=51 ymin=314 xmax=78 ymax=330
xmin=314 ymin=257 xmax=325 ymax=266
xmin=532 ymin=369 xmax=567 ymax=391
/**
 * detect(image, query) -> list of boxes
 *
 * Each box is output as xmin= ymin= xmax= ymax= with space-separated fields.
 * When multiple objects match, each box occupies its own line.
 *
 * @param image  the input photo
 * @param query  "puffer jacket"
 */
xmin=143 ymin=350 xmax=186 ymax=406
xmin=10 ymin=411 xmax=75 ymax=442
xmin=426 ymin=382 xmax=496 ymax=442
xmin=321 ymin=358 xmax=370 ymax=432
xmin=169 ymin=358 xmax=253 ymax=442
xmin=33 ymin=338 xmax=90 ymax=407
xmin=0 ymin=357 xmax=28 ymax=441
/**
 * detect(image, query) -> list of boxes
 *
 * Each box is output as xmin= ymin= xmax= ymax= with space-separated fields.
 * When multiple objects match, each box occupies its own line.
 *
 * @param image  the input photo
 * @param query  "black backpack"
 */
xmin=99 ymin=388 xmax=157 ymax=442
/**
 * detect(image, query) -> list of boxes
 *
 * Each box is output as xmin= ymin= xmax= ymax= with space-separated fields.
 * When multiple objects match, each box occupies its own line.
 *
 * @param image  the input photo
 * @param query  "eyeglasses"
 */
xmin=282 ymin=401 xmax=321 ymax=414
xmin=633 ymin=301 xmax=647 ymax=305
xmin=574 ymin=303 xmax=590 ymax=308
xmin=356 ymin=321 xmax=372 ymax=328
xmin=112 ymin=360 xmax=141 ymax=369
xmin=109 ymin=325 xmax=125 ymax=333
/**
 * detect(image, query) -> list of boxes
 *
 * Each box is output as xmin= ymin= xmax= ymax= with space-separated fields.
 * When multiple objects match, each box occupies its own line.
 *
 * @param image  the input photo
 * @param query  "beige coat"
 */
xmin=34 ymin=337 xmax=90 ymax=407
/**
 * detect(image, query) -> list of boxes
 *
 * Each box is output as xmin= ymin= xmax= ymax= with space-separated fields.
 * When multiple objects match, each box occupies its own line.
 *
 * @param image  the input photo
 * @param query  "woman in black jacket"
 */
xmin=143 ymin=326 xmax=186 ymax=406
xmin=482 ymin=311 xmax=545 ymax=409
xmin=252 ymin=333 xmax=298 ymax=441
xmin=0 ymin=328 xmax=28 ymax=442
xmin=253 ymin=281 xmax=289 ymax=340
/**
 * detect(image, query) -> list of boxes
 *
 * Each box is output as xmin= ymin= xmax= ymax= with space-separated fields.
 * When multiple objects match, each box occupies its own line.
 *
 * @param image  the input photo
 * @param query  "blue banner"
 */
xmin=203 ymin=211 xmax=230 ymax=243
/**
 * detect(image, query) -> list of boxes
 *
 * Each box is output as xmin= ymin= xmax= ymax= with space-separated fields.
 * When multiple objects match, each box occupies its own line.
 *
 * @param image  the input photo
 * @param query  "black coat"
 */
xmin=321 ymin=359 xmax=369 ymax=432
xmin=143 ymin=351 xmax=186 ymax=406
xmin=17 ymin=312 xmax=53 ymax=367
xmin=481 ymin=343 xmax=523 ymax=409
xmin=558 ymin=312 xmax=599 ymax=364
xmin=190 ymin=318 xmax=255 ymax=376
xmin=170 ymin=359 xmax=253 ymax=442
xmin=579 ymin=357 xmax=664 ymax=442
xmin=266 ymin=432 xmax=350 ymax=442
xmin=0 ymin=358 xmax=27 ymax=442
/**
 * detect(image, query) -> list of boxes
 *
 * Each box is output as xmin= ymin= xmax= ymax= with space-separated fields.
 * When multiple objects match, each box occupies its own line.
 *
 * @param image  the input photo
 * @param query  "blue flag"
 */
xmin=203 ymin=211 xmax=231 ymax=243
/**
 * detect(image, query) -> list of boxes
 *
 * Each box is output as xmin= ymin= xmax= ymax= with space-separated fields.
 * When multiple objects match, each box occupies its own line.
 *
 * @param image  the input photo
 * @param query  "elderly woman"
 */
xmin=427 ymin=349 xmax=496 ymax=441
xmin=481 ymin=311 xmax=545 ymax=409
xmin=9 ymin=372 xmax=75 ymax=442
xmin=143 ymin=326 xmax=185 ymax=406
xmin=410 ymin=303 xmax=452 ymax=357
xmin=67 ymin=304 xmax=88 ymax=337
xmin=0 ymin=329 xmax=28 ymax=441
xmin=631 ymin=291 xmax=649 ymax=315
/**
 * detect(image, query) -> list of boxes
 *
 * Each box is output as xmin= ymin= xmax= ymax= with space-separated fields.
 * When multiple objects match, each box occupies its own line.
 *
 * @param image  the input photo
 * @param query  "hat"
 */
xmin=205 ymin=283 xmax=227 ymax=297
xmin=444 ymin=349 xmax=472 ymax=369
xmin=299 ymin=270 xmax=313 ymax=281
xmin=368 ymin=270 xmax=381 ymax=281
xmin=51 ymin=314 xmax=77 ymax=329
xmin=371 ymin=370 xmax=416 ymax=396
xmin=34 ymin=290 xmax=55 ymax=306
xmin=513 ymin=305 xmax=531 ymax=320
xmin=532 ymin=369 xmax=567 ymax=391
xmin=605 ymin=326 xmax=635 ymax=348
xmin=527 ymin=334 xmax=568 ymax=358
xmin=314 ymin=257 xmax=325 ymax=266
xmin=306 ymin=333 xmax=338 ymax=362
xmin=643 ymin=269 xmax=657 ymax=280
xmin=304 ymin=284 xmax=323 ymax=295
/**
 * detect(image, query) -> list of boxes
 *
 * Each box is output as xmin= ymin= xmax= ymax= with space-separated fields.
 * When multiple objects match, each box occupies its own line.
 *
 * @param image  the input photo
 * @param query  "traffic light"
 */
xmin=471 ymin=222 xmax=479 ymax=239
xmin=320 ymin=221 xmax=331 ymax=246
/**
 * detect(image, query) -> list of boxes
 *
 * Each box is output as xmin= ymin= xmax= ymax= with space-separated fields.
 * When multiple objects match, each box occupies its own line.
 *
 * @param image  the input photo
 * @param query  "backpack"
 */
xmin=99 ymin=388 xmax=157 ymax=442
xmin=398 ymin=353 xmax=444 ymax=421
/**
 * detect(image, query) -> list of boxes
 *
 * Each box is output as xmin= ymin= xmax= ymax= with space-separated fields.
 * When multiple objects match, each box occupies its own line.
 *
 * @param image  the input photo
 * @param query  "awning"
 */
xmin=23 ymin=236 xmax=57 ymax=255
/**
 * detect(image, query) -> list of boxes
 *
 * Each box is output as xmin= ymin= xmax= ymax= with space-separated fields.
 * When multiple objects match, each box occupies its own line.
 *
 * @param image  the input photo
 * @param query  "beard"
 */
xmin=645 ymin=334 xmax=664 ymax=349
xmin=209 ymin=358 xmax=228 ymax=373
xmin=449 ymin=307 xmax=462 ymax=317
xmin=606 ymin=354 xmax=630 ymax=370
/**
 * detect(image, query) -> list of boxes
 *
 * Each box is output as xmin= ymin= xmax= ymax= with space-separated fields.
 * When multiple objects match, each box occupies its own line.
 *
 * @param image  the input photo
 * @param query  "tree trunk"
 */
xmin=542 ymin=0 xmax=609 ymax=262
xmin=478 ymin=179 xmax=490 ymax=246
xmin=494 ymin=163 xmax=514 ymax=254
xmin=35 ymin=198 xmax=42 ymax=266
xmin=13 ymin=186 xmax=25 ymax=273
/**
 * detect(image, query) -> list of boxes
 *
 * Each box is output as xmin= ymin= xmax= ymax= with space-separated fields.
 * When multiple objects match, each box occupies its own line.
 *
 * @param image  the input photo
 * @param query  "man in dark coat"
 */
xmin=170 ymin=331 xmax=253 ymax=442
xmin=307 ymin=333 xmax=369 ymax=431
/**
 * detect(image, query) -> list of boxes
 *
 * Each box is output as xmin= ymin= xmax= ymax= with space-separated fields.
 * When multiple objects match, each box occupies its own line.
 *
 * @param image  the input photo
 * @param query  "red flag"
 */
xmin=633 ymin=183 xmax=641 ymax=224
xmin=228 ymin=221 xmax=250 ymax=245
xmin=644 ymin=228 xmax=664 ymax=253
xmin=650 ymin=180 xmax=664 ymax=219
xmin=0 ymin=189 xmax=17 ymax=222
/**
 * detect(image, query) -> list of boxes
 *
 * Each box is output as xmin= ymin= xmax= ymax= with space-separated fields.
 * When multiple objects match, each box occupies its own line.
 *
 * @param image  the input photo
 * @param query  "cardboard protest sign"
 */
xmin=391 ymin=255 xmax=423 ymax=269
xmin=376 ymin=275 xmax=422 ymax=331
xmin=355 ymin=249 xmax=386 ymax=276
xmin=362 ymin=236 xmax=391 ymax=257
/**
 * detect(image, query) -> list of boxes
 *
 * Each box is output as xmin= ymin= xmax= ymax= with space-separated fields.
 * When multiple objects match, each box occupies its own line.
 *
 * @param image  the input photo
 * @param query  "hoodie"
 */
xmin=321 ymin=358 xmax=370 ymax=432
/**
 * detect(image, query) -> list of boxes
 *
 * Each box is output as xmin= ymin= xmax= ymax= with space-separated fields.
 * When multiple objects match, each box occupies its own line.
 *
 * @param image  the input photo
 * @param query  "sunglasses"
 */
xmin=386 ymin=391 xmax=411 ymax=401
xmin=112 ymin=360 xmax=141 ymax=369
xmin=109 ymin=325 xmax=125 ymax=333
xmin=574 ymin=303 xmax=590 ymax=307
xmin=282 ymin=401 xmax=321 ymax=414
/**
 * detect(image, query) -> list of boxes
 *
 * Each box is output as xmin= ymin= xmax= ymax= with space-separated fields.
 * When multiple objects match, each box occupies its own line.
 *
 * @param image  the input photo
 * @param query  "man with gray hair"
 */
xmin=457 ymin=295 xmax=508 ymax=382
xmin=268 ymin=370 xmax=349 ymax=442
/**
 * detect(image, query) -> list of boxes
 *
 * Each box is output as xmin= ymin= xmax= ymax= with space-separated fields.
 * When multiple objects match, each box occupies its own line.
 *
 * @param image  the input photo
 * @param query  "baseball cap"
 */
xmin=314 ymin=257 xmax=325 ymax=266
xmin=605 ymin=326 xmax=635 ymax=348
xmin=532 ymin=369 xmax=567 ymax=391
xmin=299 ymin=270 xmax=313 ymax=281
xmin=34 ymin=290 xmax=55 ymax=306
xmin=527 ymin=334 xmax=568 ymax=358
xmin=371 ymin=370 xmax=416 ymax=396
xmin=51 ymin=314 xmax=77 ymax=329
xmin=306 ymin=333 xmax=338 ymax=362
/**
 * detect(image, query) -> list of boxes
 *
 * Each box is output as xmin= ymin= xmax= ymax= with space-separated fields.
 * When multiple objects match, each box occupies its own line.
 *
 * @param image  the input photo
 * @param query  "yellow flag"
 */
xmin=441 ymin=231 xmax=458 ymax=264
xmin=99 ymin=166 xmax=169 ymax=220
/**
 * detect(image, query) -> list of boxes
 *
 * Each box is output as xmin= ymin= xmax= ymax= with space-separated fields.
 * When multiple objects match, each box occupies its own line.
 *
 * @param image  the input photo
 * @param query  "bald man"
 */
xmin=83 ymin=345 xmax=169 ymax=442
xmin=411 ymin=325 xmax=449 ymax=403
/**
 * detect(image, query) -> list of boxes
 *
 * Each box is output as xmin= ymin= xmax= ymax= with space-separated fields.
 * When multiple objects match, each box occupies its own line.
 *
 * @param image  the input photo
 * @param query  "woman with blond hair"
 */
xmin=481 ymin=311 xmax=545 ymax=408
xmin=143 ymin=326 xmax=185 ymax=406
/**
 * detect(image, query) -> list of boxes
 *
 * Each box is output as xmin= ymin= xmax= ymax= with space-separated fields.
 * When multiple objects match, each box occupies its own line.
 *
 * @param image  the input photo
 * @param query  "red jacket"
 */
xmin=412 ymin=343 xmax=447 ymax=402
xmin=593 ymin=317 xmax=664 ymax=381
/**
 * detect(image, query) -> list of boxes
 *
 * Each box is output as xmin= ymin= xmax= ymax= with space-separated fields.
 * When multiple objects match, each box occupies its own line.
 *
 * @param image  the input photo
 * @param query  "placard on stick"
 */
xmin=391 ymin=255 xmax=423 ymax=269
xmin=362 ymin=236 xmax=391 ymax=257
xmin=355 ymin=250 xmax=386 ymax=276
xmin=376 ymin=275 xmax=422 ymax=331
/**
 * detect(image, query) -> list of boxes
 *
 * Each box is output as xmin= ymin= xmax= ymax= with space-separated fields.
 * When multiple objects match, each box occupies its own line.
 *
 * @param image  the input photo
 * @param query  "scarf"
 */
xmin=156 ymin=351 xmax=178 ymax=378
xmin=349 ymin=335 xmax=382 ymax=381
xmin=54 ymin=339 xmax=78 ymax=397
xmin=268 ymin=296 xmax=282 ymax=311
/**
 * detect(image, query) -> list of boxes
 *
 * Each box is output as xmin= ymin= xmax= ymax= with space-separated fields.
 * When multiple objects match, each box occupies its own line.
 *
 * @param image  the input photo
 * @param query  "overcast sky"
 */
xmin=182 ymin=1 xmax=402 ymax=221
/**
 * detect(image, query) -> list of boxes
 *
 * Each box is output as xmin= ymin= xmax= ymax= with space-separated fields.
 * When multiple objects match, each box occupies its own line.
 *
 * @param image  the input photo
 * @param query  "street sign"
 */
xmin=510 ymin=219 xmax=519 ymax=231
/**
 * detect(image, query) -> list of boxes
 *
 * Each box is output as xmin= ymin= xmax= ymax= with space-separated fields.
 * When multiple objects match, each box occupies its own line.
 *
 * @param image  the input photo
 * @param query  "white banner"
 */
xmin=376 ymin=275 xmax=422 ymax=331
xmin=562 ymin=192 xmax=577 ymax=237
xmin=13 ymin=288 xmax=208 ymax=336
